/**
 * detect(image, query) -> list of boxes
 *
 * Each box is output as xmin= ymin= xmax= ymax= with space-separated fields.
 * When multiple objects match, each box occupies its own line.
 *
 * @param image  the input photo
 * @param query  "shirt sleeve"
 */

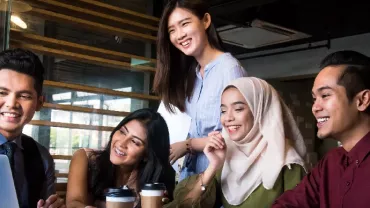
xmin=272 ymin=160 xmax=322 ymax=208
xmin=37 ymin=144 xmax=56 ymax=199
xmin=164 ymin=174 xmax=217 ymax=208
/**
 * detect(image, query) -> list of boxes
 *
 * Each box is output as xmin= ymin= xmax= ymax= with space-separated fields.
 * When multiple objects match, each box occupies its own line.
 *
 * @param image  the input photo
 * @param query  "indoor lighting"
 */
xmin=11 ymin=15 xmax=27 ymax=29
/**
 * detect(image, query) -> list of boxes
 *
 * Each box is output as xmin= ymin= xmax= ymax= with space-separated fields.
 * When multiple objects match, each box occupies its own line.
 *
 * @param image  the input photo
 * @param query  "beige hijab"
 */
xmin=220 ymin=77 xmax=307 ymax=205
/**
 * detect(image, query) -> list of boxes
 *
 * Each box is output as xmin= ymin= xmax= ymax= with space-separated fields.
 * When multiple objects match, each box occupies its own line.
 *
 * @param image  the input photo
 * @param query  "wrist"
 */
xmin=201 ymin=166 xmax=217 ymax=185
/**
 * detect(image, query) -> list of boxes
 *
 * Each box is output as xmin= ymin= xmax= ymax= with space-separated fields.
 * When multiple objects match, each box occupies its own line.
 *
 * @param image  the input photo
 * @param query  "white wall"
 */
xmin=238 ymin=33 xmax=370 ymax=79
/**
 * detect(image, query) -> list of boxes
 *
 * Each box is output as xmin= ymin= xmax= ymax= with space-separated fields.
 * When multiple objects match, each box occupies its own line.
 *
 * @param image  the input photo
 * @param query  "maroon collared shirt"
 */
xmin=273 ymin=131 xmax=370 ymax=208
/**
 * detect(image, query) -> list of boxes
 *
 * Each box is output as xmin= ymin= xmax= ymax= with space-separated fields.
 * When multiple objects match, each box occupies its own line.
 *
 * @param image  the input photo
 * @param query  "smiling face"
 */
xmin=167 ymin=7 xmax=210 ymax=57
xmin=0 ymin=69 xmax=43 ymax=139
xmin=312 ymin=66 xmax=360 ymax=140
xmin=110 ymin=119 xmax=147 ymax=167
xmin=221 ymin=87 xmax=254 ymax=141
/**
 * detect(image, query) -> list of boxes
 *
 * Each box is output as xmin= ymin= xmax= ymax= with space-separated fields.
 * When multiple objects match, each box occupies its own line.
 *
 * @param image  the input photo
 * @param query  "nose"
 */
xmin=312 ymin=99 xmax=322 ymax=115
xmin=116 ymin=136 xmax=131 ymax=149
xmin=224 ymin=110 xmax=235 ymax=122
xmin=5 ymin=94 xmax=19 ymax=109
xmin=176 ymin=29 xmax=186 ymax=41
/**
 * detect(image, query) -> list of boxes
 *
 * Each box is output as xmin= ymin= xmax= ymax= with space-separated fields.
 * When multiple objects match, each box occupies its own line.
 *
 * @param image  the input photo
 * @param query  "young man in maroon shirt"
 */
xmin=273 ymin=50 xmax=370 ymax=208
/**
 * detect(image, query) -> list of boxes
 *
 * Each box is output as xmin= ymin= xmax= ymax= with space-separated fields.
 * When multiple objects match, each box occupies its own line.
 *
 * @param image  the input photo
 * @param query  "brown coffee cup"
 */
xmin=140 ymin=183 xmax=166 ymax=208
xmin=105 ymin=186 xmax=136 ymax=208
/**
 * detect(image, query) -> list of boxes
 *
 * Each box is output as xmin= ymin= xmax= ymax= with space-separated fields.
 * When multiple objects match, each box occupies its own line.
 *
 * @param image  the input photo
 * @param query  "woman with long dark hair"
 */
xmin=154 ymin=0 xmax=247 ymax=181
xmin=66 ymin=108 xmax=175 ymax=208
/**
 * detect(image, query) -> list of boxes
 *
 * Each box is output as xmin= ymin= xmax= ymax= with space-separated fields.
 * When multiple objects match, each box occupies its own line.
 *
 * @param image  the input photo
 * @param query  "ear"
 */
xmin=356 ymin=89 xmax=370 ymax=112
xmin=36 ymin=95 xmax=45 ymax=111
xmin=203 ymin=13 xmax=211 ymax=30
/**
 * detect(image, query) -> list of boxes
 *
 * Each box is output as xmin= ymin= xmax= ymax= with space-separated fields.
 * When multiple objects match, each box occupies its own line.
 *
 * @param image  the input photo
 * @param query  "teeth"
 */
xmin=227 ymin=125 xmax=240 ymax=130
xmin=114 ymin=147 xmax=126 ymax=156
xmin=181 ymin=40 xmax=190 ymax=46
xmin=317 ymin=117 xmax=329 ymax=123
xmin=2 ymin=113 xmax=18 ymax=118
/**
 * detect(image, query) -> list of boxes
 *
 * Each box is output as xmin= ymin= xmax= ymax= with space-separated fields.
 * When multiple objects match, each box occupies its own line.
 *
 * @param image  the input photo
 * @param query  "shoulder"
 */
xmin=318 ymin=147 xmax=344 ymax=167
xmin=21 ymin=134 xmax=53 ymax=162
xmin=216 ymin=53 xmax=247 ymax=77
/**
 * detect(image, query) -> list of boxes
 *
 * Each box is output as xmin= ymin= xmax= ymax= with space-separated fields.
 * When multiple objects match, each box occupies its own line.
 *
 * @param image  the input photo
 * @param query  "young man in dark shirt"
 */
xmin=273 ymin=50 xmax=370 ymax=208
xmin=0 ymin=48 xmax=65 ymax=208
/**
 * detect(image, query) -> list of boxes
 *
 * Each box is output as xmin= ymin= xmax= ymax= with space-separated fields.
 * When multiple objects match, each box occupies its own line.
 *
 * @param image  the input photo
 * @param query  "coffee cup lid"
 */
xmin=142 ymin=183 xmax=166 ymax=190
xmin=105 ymin=185 xmax=136 ymax=197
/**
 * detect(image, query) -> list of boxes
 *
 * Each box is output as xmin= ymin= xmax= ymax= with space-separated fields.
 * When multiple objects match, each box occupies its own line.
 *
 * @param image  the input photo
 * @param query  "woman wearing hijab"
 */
xmin=165 ymin=77 xmax=307 ymax=208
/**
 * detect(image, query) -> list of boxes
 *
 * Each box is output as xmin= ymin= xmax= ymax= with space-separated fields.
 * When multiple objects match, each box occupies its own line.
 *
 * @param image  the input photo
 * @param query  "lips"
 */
xmin=0 ymin=112 xmax=21 ymax=122
xmin=179 ymin=39 xmax=191 ymax=49
xmin=316 ymin=117 xmax=329 ymax=128
xmin=114 ymin=147 xmax=126 ymax=157
xmin=226 ymin=125 xmax=241 ymax=134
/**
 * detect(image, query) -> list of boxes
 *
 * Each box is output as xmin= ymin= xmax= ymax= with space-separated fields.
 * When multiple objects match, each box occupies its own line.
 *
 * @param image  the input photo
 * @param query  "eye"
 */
xmin=119 ymin=129 xmax=126 ymax=135
xmin=182 ymin=22 xmax=189 ymax=26
xmin=235 ymin=108 xmax=243 ymax=112
xmin=0 ymin=91 xmax=7 ymax=96
xmin=220 ymin=110 xmax=226 ymax=114
xmin=20 ymin=95 xmax=32 ymax=100
xmin=322 ymin=94 xmax=330 ymax=99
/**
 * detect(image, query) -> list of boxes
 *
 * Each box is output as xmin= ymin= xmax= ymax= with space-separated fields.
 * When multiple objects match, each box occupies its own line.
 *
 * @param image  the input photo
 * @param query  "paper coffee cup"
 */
xmin=140 ymin=183 xmax=166 ymax=208
xmin=105 ymin=186 xmax=136 ymax=208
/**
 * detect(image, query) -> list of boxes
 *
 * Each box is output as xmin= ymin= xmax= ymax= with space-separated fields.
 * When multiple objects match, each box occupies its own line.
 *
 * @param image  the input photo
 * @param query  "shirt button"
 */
xmin=346 ymin=182 xmax=350 ymax=186
xmin=356 ymin=160 xmax=359 ymax=164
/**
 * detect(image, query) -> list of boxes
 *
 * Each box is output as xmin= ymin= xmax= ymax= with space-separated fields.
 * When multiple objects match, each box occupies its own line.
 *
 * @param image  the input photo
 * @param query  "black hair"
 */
xmin=320 ymin=50 xmax=370 ymax=114
xmin=0 ymin=48 xmax=45 ymax=95
xmin=153 ymin=0 xmax=224 ymax=112
xmin=88 ymin=108 xmax=174 ymax=205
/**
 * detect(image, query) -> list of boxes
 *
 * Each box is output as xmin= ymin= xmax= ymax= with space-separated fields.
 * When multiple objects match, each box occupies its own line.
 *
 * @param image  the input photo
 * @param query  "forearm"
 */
xmin=66 ymin=200 xmax=89 ymax=208
xmin=190 ymin=137 xmax=209 ymax=152
xmin=184 ymin=166 xmax=218 ymax=202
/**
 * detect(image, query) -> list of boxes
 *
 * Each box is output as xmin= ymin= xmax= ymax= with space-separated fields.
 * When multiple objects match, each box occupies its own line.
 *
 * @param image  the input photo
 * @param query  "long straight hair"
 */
xmin=153 ymin=0 xmax=224 ymax=113
xmin=88 ymin=108 xmax=174 ymax=204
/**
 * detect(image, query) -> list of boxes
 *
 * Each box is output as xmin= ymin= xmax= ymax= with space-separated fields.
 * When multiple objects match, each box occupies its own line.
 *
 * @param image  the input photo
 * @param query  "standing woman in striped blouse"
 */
xmin=153 ymin=0 xmax=247 ymax=181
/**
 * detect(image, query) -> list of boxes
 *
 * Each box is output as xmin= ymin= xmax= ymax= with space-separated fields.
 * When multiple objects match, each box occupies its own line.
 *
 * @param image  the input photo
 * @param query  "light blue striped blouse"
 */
xmin=179 ymin=52 xmax=247 ymax=181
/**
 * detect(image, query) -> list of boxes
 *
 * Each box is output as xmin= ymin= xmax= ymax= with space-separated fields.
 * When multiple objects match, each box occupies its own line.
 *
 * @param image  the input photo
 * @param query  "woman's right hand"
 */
xmin=204 ymin=131 xmax=226 ymax=171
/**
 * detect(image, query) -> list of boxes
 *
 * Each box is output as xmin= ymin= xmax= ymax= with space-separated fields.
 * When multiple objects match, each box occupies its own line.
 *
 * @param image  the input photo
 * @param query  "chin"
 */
xmin=317 ymin=130 xmax=331 ymax=139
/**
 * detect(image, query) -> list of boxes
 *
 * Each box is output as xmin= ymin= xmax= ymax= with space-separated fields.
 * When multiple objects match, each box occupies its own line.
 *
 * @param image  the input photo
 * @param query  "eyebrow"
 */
xmin=312 ymin=86 xmax=333 ymax=95
xmin=122 ymin=125 xmax=146 ymax=144
xmin=168 ymin=17 xmax=191 ymax=29
xmin=220 ymin=101 xmax=247 ymax=107
xmin=0 ymin=87 xmax=34 ymax=95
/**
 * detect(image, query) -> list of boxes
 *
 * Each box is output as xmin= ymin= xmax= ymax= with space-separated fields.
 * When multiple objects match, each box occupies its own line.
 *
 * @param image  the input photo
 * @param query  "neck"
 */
xmin=115 ymin=165 xmax=135 ymax=185
xmin=0 ymin=129 xmax=21 ymax=141
xmin=338 ymin=116 xmax=370 ymax=152
xmin=194 ymin=43 xmax=223 ymax=75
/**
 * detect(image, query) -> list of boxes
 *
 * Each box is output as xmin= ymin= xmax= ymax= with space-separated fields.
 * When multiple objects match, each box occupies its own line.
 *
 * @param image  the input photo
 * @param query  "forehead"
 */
xmin=312 ymin=66 xmax=345 ymax=93
xmin=222 ymin=87 xmax=245 ymax=102
xmin=168 ymin=7 xmax=195 ymax=26
xmin=0 ymin=69 xmax=36 ymax=93
xmin=124 ymin=120 xmax=147 ymax=140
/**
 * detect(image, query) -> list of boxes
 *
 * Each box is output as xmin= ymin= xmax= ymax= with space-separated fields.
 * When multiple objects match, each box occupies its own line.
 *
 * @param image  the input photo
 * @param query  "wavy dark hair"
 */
xmin=153 ymin=0 xmax=224 ymax=113
xmin=88 ymin=108 xmax=175 ymax=204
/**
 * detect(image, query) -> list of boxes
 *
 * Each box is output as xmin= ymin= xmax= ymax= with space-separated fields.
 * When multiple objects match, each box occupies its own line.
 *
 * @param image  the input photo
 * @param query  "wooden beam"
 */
xmin=10 ymin=30 xmax=156 ymax=64
xmin=43 ymin=80 xmax=160 ymax=101
xmin=78 ymin=0 xmax=160 ymax=22
xmin=29 ymin=120 xmax=115 ymax=131
xmin=43 ymin=102 xmax=130 ymax=117
xmin=10 ymin=41 xmax=156 ymax=73
xmin=52 ymin=155 xmax=73 ymax=160
xmin=29 ymin=7 xmax=156 ymax=42
xmin=37 ymin=0 xmax=158 ymax=32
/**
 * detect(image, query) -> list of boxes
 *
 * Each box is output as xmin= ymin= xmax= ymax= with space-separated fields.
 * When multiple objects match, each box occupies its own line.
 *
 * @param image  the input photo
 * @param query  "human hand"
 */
xmin=37 ymin=194 xmax=65 ymax=208
xmin=204 ymin=131 xmax=226 ymax=171
xmin=169 ymin=141 xmax=188 ymax=165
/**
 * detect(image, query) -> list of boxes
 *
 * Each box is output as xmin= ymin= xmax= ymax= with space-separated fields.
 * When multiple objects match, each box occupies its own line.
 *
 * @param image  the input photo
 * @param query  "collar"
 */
xmin=0 ymin=133 xmax=23 ymax=150
xmin=347 ymin=131 xmax=370 ymax=165
xmin=195 ymin=52 xmax=228 ymax=79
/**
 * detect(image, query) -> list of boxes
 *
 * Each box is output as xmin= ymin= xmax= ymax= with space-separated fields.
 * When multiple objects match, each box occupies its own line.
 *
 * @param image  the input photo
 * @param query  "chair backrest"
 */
xmin=52 ymin=155 xmax=72 ymax=198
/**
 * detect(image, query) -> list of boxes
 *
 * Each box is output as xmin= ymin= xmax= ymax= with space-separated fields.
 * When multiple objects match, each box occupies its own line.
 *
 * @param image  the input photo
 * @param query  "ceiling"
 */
xmin=206 ymin=0 xmax=370 ymax=55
